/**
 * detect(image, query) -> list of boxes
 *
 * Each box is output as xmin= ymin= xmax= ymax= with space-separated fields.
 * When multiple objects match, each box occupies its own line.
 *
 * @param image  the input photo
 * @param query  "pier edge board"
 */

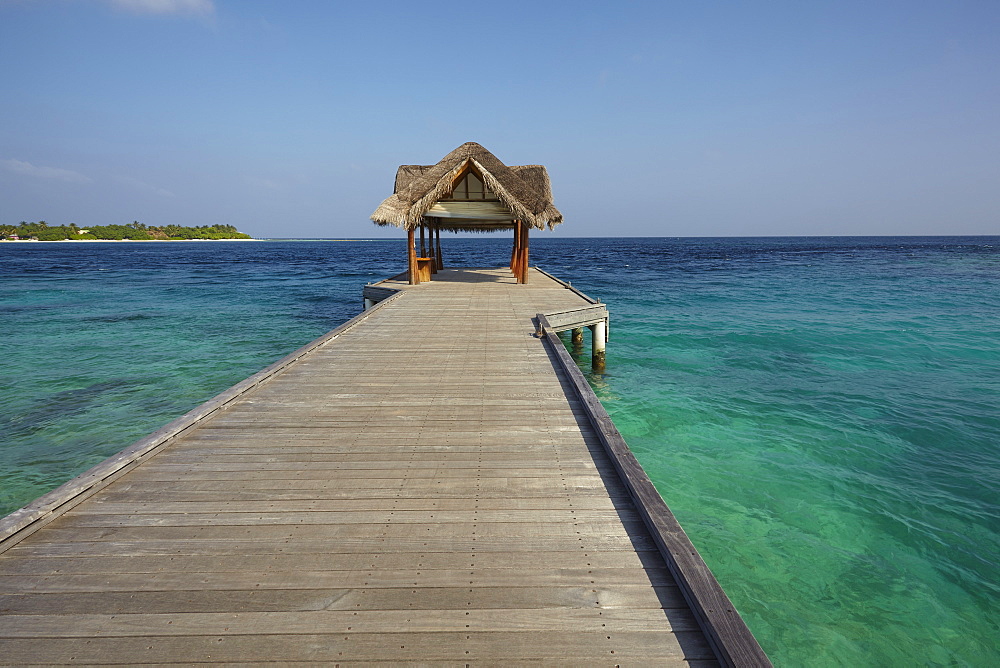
xmin=534 ymin=266 xmax=601 ymax=305
xmin=536 ymin=311 xmax=771 ymax=668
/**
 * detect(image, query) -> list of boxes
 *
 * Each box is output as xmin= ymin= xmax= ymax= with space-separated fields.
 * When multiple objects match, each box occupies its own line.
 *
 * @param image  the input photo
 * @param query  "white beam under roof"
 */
xmin=426 ymin=201 xmax=513 ymax=220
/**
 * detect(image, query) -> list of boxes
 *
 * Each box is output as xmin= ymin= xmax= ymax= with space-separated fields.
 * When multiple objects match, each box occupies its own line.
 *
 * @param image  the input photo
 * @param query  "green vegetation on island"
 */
xmin=1 ymin=221 xmax=253 ymax=241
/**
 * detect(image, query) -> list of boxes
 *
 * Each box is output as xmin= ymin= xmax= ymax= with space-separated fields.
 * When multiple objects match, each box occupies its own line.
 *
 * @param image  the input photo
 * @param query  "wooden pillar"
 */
xmin=513 ymin=221 xmax=527 ymax=283
xmin=419 ymin=223 xmax=426 ymax=257
xmin=591 ymin=320 xmax=606 ymax=371
xmin=510 ymin=220 xmax=521 ymax=283
xmin=435 ymin=224 xmax=443 ymax=269
xmin=519 ymin=223 xmax=530 ymax=284
xmin=427 ymin=220 xmax=437 ymax=273
xmin=407 ymin=227 xmax=417 ymax=285
xmin=510 ymin=223 xmax=519 ymax=271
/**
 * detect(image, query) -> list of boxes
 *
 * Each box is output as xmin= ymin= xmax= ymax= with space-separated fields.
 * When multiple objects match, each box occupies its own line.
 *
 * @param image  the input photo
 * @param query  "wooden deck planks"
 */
xmin=0 ymin=268 xmax=721 ymax=666
xmin=1 ymin=631 xmax=713 ymax=664
xmin=0 ymin=549 xmax=663 ymax=575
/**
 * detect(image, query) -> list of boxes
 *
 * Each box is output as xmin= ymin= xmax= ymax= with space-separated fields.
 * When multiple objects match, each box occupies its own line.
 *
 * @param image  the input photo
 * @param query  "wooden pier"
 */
xmin=0 ymin=267 xmax=768 ymax=666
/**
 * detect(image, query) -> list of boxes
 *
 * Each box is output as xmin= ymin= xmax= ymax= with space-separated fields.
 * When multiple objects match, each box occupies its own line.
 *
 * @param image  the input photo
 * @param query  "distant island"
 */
xmin=1 ymin=221 xmax=253 ymax=241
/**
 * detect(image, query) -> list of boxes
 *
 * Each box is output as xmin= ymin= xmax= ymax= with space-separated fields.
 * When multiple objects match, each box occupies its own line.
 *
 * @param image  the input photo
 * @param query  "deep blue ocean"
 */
xmin=1 ymin=237 xmax=997 ymax=666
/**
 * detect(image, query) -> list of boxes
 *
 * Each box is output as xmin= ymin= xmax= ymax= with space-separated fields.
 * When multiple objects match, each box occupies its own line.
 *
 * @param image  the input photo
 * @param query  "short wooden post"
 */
xmin=571 ymin=327 xmax=584 ymax=348
xmin=407 ymin=227 xmax=418 ymax=285
xmin=419 ymin=223 xmax=426 ymax=257
xmin=591 ymin=320 xmax=606 ymax=371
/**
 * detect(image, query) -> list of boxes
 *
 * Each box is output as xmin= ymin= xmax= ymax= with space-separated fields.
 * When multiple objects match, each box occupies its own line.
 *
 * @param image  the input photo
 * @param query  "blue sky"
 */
xmin=2 ymin=0 xmax=998 ymax=238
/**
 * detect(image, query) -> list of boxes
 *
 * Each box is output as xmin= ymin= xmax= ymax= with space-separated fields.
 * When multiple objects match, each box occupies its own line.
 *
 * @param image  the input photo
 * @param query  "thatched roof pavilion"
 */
xmin=371 ymin=142 xmax=562 ymax=284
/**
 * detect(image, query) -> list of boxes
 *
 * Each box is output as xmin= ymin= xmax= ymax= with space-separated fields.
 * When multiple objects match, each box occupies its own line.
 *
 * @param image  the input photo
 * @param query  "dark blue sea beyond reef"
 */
xmin=1 ymin=236 xmax=997 ymax=666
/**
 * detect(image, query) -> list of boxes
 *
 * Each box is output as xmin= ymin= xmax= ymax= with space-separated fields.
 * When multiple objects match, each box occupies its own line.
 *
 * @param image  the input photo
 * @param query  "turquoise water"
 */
xmin=2 ymin=237 xmax=997 ymax=665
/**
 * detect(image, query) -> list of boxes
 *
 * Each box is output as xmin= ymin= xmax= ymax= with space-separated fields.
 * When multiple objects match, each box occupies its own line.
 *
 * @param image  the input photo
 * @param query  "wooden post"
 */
xmin=419 ymin=223 xmax=426 ymax=258
xmin=591 ymin=320 xmax=606 ymax=371
xmin=519 ymin=223 xmax=530 ymax=284
xmin=510 ymin=223 xmax=519 ymax=271
xmin=435 ymin=224 xmax=443 ymax=269
xmin=517 ymin=225 xmax=524 ymax=282
xmin=571 ymin=327 xmax=584 ymax=348
xmin=427 ymin=220 xmax=437 ymax=273
xmin=513 ymin=221 xmax=526 ymax=283
xmin=407 ymin=227 xmax=417 ymax=285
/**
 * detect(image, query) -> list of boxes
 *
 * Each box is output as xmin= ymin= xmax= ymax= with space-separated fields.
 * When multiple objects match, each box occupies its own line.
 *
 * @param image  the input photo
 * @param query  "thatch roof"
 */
xmin=371 ymin=142 xmax=563 ymax=232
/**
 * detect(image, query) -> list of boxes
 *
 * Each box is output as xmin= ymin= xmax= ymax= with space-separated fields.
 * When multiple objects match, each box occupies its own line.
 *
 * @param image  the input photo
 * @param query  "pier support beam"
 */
xmin=591 ymin=320 xmax=606 ymax=372
xmin=571 ymin=327 xmax=584 ymax=348
xmin=364 ymin=298 xmax=375 ymax=311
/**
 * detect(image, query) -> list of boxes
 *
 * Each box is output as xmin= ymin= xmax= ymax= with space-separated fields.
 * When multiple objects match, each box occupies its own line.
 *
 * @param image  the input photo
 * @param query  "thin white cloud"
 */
xmin=114 ymin=175 xmax=176 ymax=197
xmin=2 ymin=158 xmax=91 ymax=184
xmin=107 ymin=0 xmax=214 ymax=15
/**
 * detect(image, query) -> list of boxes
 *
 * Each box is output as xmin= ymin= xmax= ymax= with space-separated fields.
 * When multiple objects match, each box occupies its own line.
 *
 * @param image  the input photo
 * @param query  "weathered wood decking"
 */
xmin=0 ymin=267 xmax=767 ymax=665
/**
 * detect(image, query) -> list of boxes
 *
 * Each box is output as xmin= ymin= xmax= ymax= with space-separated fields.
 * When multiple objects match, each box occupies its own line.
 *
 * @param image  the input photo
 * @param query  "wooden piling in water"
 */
xmin=591 ymin=320 xmax=607 ymax=371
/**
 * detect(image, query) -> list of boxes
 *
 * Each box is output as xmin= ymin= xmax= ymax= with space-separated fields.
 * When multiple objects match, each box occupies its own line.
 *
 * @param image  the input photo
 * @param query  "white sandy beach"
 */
xmin=0 ymin=238 xmax=261 ymax=243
